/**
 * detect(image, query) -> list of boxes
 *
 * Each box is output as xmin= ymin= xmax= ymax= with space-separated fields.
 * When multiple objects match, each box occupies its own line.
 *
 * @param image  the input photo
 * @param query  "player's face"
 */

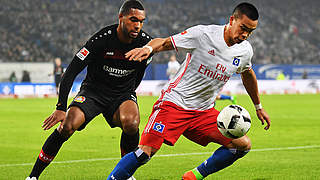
xmin=55 ymin=58 xmax=61 ymax=66
xmin=229 ymin=14 xmax=258 ymax=44
xmin=119 ymin=8 xmax=146 ymax=39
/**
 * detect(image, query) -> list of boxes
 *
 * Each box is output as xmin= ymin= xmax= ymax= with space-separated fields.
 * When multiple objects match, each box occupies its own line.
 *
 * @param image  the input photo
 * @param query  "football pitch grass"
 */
xmin=0 ymin=94 xmax=319 ymax=180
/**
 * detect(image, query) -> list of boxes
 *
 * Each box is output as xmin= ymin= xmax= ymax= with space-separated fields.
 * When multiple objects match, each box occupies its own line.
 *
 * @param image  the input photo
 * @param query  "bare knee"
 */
xmin=121 ymin=113 xmax=140 ymax=135
xmin=58 ymin=122 xmax=75 ymax=138
xmin=57 ymin=107 xmax=85 ymax=138
xmin=227 ymin=135 xmax=251 ymax=151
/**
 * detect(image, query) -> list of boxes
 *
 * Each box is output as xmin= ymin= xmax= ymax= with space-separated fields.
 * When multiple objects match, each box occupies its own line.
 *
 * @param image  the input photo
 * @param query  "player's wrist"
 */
xmin=143 ymin=45 xmax=153 ymax=53
xmin=254 ymin=103 xmax=262 ymax=110
xmin=56 ymin=103 xmax=67 ymax=112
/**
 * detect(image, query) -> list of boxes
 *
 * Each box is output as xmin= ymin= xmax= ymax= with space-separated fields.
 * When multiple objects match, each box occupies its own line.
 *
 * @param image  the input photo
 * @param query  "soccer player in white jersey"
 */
xmin=107 ymin=2 xmax=270 ymax=180
xmin=166 ymin=54 xmax=181 ymax=80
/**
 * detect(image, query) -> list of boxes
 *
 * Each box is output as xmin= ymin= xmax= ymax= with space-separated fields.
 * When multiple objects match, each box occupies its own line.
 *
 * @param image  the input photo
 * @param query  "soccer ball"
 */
xmin=217 ymin=105 xmax=251 ymax=139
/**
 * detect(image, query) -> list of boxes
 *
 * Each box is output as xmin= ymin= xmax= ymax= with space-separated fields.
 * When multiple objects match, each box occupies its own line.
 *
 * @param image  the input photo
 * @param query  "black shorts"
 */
xmin=68 ymin=88 xmax=138 ymax=131
xmin=54 ymin=75 xmax=62 ymax=88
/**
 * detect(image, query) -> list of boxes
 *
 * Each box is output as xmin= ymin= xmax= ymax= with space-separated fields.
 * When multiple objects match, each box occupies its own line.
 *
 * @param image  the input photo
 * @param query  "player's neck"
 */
xmin=117 ymin=27 xmax=133 ymax=44
xmin=224 ymin=25 xmax=235 ymax=47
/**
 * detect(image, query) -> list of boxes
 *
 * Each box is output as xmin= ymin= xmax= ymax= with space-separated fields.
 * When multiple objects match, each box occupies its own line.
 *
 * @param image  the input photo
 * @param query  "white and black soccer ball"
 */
xmin=217 ymin=105 xmax=251 ymax=139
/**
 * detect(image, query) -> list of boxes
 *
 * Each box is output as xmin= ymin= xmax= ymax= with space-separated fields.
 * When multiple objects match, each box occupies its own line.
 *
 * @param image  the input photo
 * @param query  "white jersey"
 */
xmin=159 ymin=25 xmax=253 ymax=110
xmin=167 ymin=60 xmax=180 ymax=80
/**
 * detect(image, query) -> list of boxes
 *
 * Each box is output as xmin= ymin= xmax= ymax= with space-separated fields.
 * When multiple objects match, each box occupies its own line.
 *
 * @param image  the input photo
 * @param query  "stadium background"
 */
xmin=0 ymin=1 xmax=320 ymax=179
xmin=1 ymin=0 xmax=320 ymax=96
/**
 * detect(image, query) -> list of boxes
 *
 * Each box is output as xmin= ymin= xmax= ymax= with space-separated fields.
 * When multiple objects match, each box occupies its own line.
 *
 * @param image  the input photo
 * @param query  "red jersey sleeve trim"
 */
xmin=170 ymin=36 xmax=178 ymax=52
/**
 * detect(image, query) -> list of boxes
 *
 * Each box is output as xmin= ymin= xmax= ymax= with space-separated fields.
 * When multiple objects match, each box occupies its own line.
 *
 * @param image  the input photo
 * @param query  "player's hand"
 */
xmin=125 ymin=47 xmax=151 ymax=62
xmin=256 ymin=108 xmax=270 ymax=130
xmin=42 ymin=110 xmax=66 ymax=130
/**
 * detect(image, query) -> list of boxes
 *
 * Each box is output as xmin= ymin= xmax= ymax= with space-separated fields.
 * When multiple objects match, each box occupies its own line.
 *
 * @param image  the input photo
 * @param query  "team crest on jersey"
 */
xmin=232 ymin=57 xmax=240 ymax=66
xmin=181 ymin=30 xmax=187 ymax=35
xmin=74 ymin=96 xmax=86 ymax=103
xmin=152 ymin=122 xmax=165 ymax=133
xmin=76 ymin=47 xmax=90 ymax=61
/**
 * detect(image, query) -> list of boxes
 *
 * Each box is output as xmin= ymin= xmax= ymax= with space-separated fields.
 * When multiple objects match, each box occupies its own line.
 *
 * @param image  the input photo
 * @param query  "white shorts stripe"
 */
xmin=145 ymin=108 xmax=161 ymax=133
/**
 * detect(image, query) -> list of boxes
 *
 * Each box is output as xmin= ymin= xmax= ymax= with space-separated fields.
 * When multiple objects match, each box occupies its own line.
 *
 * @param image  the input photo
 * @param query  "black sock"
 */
xmin=120 ymin=129 xmax=139 ymax=157
xmin=29 ymin=129 xmax=68 ymax=178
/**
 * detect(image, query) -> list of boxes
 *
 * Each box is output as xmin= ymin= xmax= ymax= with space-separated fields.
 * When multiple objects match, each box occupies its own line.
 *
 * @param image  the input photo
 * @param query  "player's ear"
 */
xmin=119 ymin=13 xmax=124 ymax=19
xmin=229 ymin=16 xmax=234 ymax=26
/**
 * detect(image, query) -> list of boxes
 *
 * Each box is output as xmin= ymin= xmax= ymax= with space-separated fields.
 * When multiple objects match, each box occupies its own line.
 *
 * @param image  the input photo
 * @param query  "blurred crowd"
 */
xmin=1 ymin=0 xmax=319 ymax=64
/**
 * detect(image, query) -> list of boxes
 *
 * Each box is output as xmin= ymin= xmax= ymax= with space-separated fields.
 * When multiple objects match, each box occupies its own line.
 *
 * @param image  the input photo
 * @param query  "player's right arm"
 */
xmin=126 ymin=25 xmax=202 ymax=61
xmin=43 ymin=29 xmax=106 ymax=130
xmin=42 ymin=56 xmax=89 ymax=130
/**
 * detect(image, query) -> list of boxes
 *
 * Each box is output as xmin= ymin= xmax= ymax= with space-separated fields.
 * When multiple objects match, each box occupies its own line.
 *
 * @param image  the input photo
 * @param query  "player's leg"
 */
xmin=184 ymin=136 xmax=250 ymax=180
xmin=107 ymin=144 xmax=158 ymax=180
xmin=107 ymin=100 xmax=189 ymax=179
xmin=107 ymin=103 xmax=160 ymax=180
xmin=28 ymin=106 xmax=85 ymax=179
xmin=182 ymin=108 xmax=249 ymax=179
xmin=112 ymin=99 xmax=140 ymax=157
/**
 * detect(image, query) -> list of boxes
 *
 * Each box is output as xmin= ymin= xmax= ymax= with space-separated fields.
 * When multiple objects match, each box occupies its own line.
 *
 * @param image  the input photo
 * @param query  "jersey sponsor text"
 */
xmin=103 ymin=65 xmax=135 ymax=77
xmin=198 ymin=63 xmax=230 ymax=82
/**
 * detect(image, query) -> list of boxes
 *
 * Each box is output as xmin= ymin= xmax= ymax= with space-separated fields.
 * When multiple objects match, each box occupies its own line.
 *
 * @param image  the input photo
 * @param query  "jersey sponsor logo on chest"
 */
xmin=103 ymin=65 xmax=135 ymax=77
xmin=198 ymin=63 xmax=230 ymax=82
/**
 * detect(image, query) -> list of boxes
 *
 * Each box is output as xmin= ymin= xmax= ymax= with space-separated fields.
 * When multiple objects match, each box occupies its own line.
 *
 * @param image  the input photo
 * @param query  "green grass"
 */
xmin=0 ymin=94 xmax=320 ymax=179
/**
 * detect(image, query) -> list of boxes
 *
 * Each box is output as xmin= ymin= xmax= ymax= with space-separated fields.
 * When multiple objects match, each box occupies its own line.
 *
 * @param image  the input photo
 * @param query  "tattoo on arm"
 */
xmin=153 ymin=38 xmax=174 ymax=52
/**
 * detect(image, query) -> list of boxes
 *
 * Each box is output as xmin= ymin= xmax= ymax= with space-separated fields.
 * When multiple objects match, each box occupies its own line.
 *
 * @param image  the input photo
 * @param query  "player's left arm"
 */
xmin=241 ymin=69 xmax=270 ymax=130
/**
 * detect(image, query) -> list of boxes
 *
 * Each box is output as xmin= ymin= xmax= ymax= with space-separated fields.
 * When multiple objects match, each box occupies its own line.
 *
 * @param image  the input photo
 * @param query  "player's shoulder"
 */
xmin=191 ymin=24 xmax=222 ymax=32
xmin=177 ymin=24 xmax=207 ymax=38
xmin=136 ymin=29 xmax=153 ymax=44
xmin=101 ymin=24 xmax=118 ymax=34
xmin=205 ymin=24 xmax=223 ymax=31
xmin=89 ymin=24 xmax=117 ymax=41
xmin=84 ymin=24 xmax=118 ymax=50
xmin=186 ymin=24 xmax=223 ymax=37
xmin=186 ymin=24 xmax=207 ymax=32
xmin=240 ymin=40 xmax=253 ymax=56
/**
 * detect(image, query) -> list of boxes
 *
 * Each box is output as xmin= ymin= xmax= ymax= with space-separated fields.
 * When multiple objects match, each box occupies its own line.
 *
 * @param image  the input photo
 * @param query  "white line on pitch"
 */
xmin=1 ymin=145 xmax=319 ymax=167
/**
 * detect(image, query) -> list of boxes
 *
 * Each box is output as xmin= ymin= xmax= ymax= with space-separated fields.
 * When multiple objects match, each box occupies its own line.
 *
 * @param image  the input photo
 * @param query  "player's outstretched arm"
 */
xmin=241 ymin=69 xmax=270 ymax=130
xmin=126 ymin=37 xmax=174 ymax=62
xmin=42 ymin=110 xmax=66 ymax=130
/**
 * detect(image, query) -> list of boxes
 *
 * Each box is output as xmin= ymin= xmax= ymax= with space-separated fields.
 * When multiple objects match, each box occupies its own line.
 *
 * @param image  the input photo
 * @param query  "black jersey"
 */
xmin=56 ymin=24 xmax=152 ymax=111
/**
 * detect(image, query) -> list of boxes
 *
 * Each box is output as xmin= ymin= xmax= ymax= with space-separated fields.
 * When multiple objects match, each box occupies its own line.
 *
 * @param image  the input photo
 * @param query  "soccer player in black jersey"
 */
xmin=26 ymin=1 xmax=151 ymax=179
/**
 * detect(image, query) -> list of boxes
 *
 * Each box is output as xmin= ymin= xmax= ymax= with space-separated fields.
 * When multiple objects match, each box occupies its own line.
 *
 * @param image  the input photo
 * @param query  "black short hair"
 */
xmin=232 ymin=2 xmax=259 ymax=20
xmin=119 ymin=0 xmax=145 ymax=15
